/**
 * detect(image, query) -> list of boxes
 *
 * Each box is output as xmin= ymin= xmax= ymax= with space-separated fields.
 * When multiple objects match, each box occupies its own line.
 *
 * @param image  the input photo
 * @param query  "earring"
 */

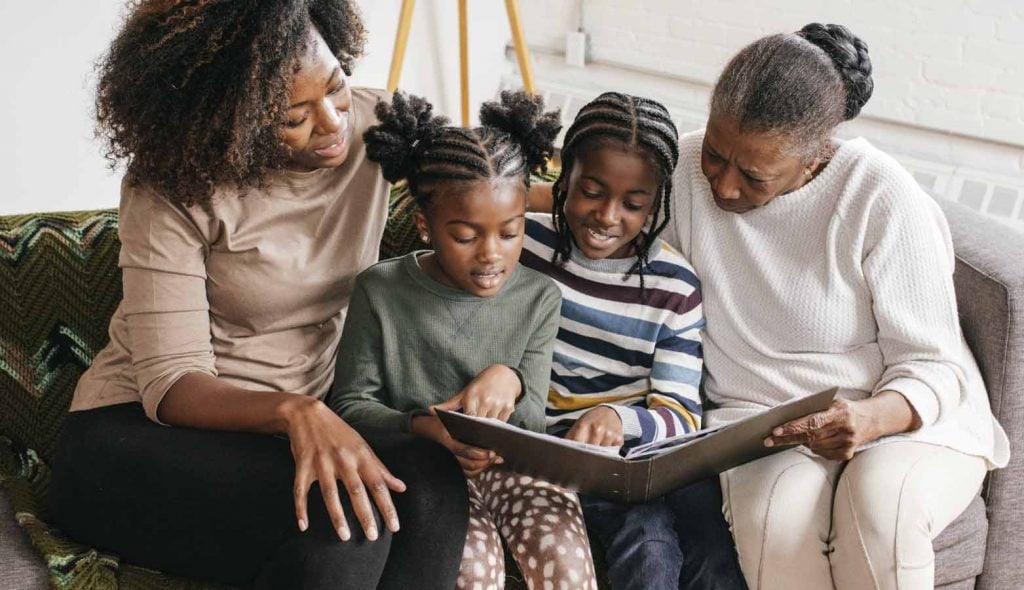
xmin=420 ymin=233 xmax=429 ymax=243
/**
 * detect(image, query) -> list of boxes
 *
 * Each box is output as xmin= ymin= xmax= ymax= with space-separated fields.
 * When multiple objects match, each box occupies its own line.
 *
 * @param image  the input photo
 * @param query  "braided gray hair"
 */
xmin=710 ymin=23 xmax=874 ymax=160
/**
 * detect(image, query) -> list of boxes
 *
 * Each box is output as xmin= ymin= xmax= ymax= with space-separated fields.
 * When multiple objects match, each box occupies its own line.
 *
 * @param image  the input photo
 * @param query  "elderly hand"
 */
xmin=764 ymin=391 xmax=922 ymax=461
xmin=565 ymin=406 xmax=624 ymax=448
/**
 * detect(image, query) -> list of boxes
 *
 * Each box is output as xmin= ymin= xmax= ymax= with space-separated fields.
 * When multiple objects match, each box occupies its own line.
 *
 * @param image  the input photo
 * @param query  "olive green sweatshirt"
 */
xmin=328 ymin=251 xmax=562 ymax=433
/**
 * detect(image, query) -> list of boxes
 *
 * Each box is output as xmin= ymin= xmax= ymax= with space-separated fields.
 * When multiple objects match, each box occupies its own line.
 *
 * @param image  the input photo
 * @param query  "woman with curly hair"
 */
xmin=47 ymin=2 xmax=469 ymax=588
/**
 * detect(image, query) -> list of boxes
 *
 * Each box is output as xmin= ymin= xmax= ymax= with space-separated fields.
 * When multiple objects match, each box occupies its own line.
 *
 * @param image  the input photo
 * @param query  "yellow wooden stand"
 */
xmin=386 ymin=0 xmax=537 ymax=127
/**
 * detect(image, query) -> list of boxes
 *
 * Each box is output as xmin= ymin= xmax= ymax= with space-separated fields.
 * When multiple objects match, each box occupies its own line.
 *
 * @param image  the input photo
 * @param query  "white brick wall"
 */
xmin=517 ymin=0 xmax=1024 ymax=148
xmin=506 ymin=0 xmax=1024 ymax=229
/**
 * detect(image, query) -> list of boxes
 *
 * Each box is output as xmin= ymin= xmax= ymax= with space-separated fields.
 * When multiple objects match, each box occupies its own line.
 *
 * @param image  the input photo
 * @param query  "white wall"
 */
xmin=510 ymin=0 xmax=1024 ymax=228
xmin=0 ymin=1 xmax=512 ymax=215
xmin=1 ymin=1 xmax=128 ymax=215
xmin=353 ymin=0 xmax=509 ymax=126
xmin=518 ymin=0 xmax=1024 ymax=148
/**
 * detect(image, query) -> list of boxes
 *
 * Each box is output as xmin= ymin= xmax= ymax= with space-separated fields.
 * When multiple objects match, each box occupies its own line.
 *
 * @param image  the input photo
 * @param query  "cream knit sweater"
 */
xmin=666 ymin=130 xmax=1009 ymax=468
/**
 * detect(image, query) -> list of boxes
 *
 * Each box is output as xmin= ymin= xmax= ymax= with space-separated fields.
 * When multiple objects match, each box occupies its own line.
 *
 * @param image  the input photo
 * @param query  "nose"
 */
xmin=477 ymin=235 xmax=502 ymax=263
xmin=711 ymin=165 xmax=742 ymax=200
xmin=595 ymin=199 xmax=620 ymax=225
xmin=314 ymin=98 xmax=343 ymax=135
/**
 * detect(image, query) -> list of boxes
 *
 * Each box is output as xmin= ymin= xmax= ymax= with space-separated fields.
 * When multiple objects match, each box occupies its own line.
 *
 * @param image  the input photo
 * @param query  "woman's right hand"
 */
xmin=281 ymin=396 xmax=406 ymax=542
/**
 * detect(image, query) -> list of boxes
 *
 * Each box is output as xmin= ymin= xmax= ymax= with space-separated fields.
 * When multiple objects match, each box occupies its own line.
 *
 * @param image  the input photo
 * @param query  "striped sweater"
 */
xmin=520 ymin=213 xmax=705 ymax=449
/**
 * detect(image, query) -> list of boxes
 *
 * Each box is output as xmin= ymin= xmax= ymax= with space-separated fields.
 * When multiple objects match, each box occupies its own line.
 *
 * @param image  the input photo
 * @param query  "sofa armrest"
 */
xmin=937 ymin=199 xmax=1024 ymax=590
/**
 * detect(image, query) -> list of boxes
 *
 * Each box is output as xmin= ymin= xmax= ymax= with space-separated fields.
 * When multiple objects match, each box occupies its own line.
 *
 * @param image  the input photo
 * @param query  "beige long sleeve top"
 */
xmin=70 ymin=87 xmax=391 ymax=423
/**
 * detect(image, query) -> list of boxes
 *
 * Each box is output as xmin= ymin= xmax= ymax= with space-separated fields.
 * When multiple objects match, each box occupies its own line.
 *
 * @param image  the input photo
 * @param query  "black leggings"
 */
xmin=48 ymin=403 xmax=468 ymax=590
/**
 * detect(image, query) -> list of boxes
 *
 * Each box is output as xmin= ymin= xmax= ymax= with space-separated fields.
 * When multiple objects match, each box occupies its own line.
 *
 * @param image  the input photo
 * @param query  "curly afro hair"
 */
xmin=95 ymin=0 xmax=367 ymax=206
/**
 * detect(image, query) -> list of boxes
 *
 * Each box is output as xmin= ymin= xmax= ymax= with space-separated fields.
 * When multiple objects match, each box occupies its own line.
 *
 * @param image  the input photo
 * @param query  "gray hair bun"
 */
xmin=798 ymin=23 xmax=874 ymax=120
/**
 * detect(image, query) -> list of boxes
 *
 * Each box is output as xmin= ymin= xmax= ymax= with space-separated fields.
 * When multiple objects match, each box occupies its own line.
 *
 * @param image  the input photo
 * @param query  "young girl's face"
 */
xmin=415 ymin=179 xmax=527 ymax=298
xmin=564 ymin=144 xmax=659 ymax=260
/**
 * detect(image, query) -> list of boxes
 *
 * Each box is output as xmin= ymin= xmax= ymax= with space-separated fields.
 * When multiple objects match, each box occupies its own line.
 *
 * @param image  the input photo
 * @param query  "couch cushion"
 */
xmin=0 ymin=489 xmax=48 ymax=590
xmin=934 ymin=495 xmax=988 ymax=586
xmin=937 ymin=199 xmax=1024 ymax=590
xmin=0 ymin=211 xmax=123 ymax=462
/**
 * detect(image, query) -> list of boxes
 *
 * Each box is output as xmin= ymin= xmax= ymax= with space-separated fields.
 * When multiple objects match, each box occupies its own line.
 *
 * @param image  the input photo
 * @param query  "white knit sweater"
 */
xmin=666 ymin=130 xmax=1009 ymax=468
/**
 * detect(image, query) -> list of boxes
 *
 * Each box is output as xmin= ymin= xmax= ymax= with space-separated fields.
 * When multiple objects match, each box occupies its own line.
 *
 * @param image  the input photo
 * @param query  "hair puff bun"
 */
xmin=363 ymin=91 xmax=450 ymax=183
xmin=479 ymin=90 xmax=561 ymax=174
xmin=799 ymin=23 xmax=874 ymax=120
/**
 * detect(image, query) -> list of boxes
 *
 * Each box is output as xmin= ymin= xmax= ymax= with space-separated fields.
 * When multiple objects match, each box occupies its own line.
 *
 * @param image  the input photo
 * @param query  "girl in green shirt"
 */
xmin=329 ymin=91 xmax=598 ymax=590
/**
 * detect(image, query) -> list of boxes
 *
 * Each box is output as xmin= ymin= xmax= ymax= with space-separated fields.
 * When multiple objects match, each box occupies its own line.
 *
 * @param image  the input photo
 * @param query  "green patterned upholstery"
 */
xmin=0 ymin=176 xmax=563 ymax=589
xmin=0 ymin=185 xmax=428 ymax=590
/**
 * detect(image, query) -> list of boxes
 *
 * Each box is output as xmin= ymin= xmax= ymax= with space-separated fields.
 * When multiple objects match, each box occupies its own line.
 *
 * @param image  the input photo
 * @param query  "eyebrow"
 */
xmin=704 ymin=137 xmax=773 ymax=179
xmin=445 ymin=214 xmax=526 ymax=228
xmin=581 ymin=174 xmax=653 ymax=196
xmin=287 ymin=66 xmax=340 ymax=109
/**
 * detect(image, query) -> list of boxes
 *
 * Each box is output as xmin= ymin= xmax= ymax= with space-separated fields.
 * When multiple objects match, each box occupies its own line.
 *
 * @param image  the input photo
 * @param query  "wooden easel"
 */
xmin=386 ymin=0 xmax=537 ymax=127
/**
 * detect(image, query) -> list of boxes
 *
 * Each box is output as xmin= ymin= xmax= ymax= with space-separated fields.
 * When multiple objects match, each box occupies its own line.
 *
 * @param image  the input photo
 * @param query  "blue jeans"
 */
xmin=581 ymin=477 xmax=747 ymax=590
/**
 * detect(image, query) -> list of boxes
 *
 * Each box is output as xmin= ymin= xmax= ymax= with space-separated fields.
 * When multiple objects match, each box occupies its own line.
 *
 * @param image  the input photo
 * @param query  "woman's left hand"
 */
xmin=764 ymin=398 xmax=875 ymax=461
xmin=434 ymin=364 xmax=520 ymax=422
xmin=764 ymin=391 xmax=922 ymax=461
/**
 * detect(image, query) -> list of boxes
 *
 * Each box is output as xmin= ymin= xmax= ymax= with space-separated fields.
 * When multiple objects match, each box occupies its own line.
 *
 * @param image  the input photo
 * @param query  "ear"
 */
xmin=413 ymin=209 xmax=430 ymax=244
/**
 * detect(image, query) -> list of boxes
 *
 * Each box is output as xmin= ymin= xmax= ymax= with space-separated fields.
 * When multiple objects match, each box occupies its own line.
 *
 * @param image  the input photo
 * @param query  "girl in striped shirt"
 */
xmin=523 ymin=93 xmax=746 ymax=590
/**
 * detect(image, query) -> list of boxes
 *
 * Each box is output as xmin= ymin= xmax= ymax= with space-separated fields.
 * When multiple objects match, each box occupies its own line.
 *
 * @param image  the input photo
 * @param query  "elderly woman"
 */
xmin=47 ymin=2 xmax=468 ymax=589
xmin=665 ymin=23 xmax=1009 ymax=590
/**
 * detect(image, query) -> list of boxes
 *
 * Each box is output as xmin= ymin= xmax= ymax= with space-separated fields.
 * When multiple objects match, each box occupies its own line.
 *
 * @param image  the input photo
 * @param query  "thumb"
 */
xmin=432 ymin=392 xmax=465 ymax=413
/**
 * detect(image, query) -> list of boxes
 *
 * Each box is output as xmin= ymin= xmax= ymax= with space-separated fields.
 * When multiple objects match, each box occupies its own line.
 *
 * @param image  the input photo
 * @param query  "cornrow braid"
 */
xmin=551 ymin=92 xmax=679 ymax=291
xmin=364 ymin=90 xmax=560 ymax=208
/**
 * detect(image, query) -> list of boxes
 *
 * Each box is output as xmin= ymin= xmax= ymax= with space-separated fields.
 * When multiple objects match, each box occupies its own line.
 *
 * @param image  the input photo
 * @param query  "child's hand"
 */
xmin=410 ymin=414 xmax=503 ymax=477
xmin=435 ymin=364 xmax=520 ymax=421
xmin=565 ymin=406 xmax=624 ymax=447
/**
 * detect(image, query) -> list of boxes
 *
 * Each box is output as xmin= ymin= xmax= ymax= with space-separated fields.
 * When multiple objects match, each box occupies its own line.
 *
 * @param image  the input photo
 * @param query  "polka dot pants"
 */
xmin=457 ymin=468 xmax=597 ymax=590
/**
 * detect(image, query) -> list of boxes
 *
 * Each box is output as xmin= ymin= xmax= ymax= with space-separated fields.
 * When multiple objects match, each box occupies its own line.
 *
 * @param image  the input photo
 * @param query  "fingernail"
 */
xmin=367 ymin=525 xmax=378 ymax=541
xmin=338 ymin=527 xmax=351 ymax=541
xmin=298 ymin=518 xmax=307 ymax=532
xmin=390 ymin=518 xmax=400 ymax=532
xmin=764 ymin=438 xmax=774 ymax=447
xmin=773 ymin=427 xmax=783 ymax=436
xmin=495 ymin=457 xmax=505 ymax=464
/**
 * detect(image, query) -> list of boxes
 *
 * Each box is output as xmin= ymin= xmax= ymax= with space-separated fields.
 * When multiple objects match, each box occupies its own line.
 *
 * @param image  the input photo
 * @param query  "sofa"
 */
xmin=1 ymin=185 xmax=1022 ymax=590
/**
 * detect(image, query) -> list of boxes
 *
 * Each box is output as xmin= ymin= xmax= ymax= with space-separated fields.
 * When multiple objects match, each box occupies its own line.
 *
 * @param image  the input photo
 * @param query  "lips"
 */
xmin=579 ymin=225 xmax=620 ymax=250
xmin=712 ymin=197 xmax=752 ymax=213
xmin=470 ymin=269 xmax=505 ymax=290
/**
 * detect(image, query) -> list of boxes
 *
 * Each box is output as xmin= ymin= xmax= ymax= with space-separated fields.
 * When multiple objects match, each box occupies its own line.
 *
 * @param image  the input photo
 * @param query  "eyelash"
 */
xmin=454 ymin=234 xmax=519 ymax=244
xmin=285 ymin=81 xmax=346 ymax=128
xmin=582 ymin=190 xmax=644 ymax=212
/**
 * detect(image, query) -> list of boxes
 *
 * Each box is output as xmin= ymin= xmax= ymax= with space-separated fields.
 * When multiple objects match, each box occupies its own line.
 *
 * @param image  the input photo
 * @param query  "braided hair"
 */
xmin=363 ymin=90 xmax=561 ymax=208
xmin=710 ymin=23 xmax=873 ymax=160
xmin=551 ymin=92 xmax=679 ymax=290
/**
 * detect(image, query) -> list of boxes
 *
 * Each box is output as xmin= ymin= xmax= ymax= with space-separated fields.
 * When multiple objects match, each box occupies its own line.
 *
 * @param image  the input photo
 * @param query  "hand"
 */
xmin=764 ymin=398 xmax=881 ymax=461
xmin=433 ymin=364 xmax=520 ymax=422
xmin=410 ymin=414 xmax=502 ymax=477
xmin=764 ymin=391 xmax=921 ymax=461
xmin=565 ymin=406 xmax=624 ymax=447
xmin=282 ymin=397 xmax=406 ymax=542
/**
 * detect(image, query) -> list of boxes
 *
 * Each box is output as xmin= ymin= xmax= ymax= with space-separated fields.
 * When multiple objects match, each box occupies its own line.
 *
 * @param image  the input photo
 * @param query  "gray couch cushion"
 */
xmin=0 ymin=491 xmax=49 ymax=590
xmin=934 ymin=495 xmax=987 ymax=586
xmin=938 ymin=199 xmax=1024 ymax=590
